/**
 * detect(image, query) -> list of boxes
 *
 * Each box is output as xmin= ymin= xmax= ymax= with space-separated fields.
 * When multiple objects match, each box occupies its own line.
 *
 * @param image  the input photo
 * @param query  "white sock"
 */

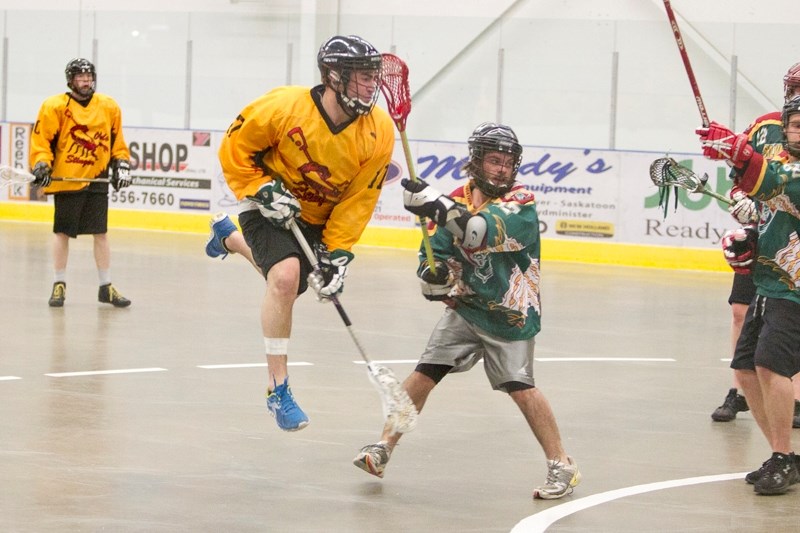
xmin=98 ymin=270 xmax=111 ymax=285
xmin=54 ymin=270 xmax=66 ymax=283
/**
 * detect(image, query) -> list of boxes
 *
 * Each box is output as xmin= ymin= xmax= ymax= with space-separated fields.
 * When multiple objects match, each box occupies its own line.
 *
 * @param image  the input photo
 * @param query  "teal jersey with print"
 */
xmin=737 ymin=155 xmax=800 ymax=304
xmin=424 ymin=184 xmax=541 ymax=341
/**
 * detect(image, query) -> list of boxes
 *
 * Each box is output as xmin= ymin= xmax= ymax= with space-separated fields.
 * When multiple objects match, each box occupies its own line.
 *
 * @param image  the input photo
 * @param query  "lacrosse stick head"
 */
xmin=649 ymin=157 xmax=704 ymax=218
xmin=366 ymin=363 xmax=418 ymax=435
xmin=649 ymin=157 xmax=706 ymax=193
xmin=379 ymin=53 xmax=412 ymax=132
xmin=0 ymin=165 xmax=35 ymax=187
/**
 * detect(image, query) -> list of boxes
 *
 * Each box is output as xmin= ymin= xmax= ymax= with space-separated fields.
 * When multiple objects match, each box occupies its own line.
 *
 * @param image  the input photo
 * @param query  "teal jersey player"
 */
xmin=425 ymin=183 xmax=541 ymax=341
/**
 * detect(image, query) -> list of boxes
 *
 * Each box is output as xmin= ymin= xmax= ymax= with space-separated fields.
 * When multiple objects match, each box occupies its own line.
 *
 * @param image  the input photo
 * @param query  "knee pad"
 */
xmin=501 ymin=381 xmax=534 ymax=393
xmin=415 ymin=363 xmax=452 ymax=384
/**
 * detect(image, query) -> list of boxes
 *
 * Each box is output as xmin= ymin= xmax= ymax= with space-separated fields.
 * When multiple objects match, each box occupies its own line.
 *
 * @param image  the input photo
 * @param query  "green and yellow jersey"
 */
xmin=737 ymin=153 xmax=800 ymax=304
xmin=425 ymin=183 xmax=542 ymax=341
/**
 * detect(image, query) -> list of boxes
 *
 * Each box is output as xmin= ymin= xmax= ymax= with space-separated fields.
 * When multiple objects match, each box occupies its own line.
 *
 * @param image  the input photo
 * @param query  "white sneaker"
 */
xmin=533 ymin=456 xmax=581 ymax=500
xmin=353 ymin=442 xmax=392 ymax=478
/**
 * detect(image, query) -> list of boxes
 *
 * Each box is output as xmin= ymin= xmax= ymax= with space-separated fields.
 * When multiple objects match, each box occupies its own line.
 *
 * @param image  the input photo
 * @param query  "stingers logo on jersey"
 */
xmin=63 ymin=108 xmax=109 ymax=166
xmin=287 ymin=126 xmax=342 ymax=206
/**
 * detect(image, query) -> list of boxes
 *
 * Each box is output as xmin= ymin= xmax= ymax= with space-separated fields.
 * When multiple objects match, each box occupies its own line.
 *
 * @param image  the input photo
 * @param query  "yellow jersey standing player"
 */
xmin=207 ymin=35 xmax=394 ymax=431
xmin=30 ymin=58 xmax=133 ymax=308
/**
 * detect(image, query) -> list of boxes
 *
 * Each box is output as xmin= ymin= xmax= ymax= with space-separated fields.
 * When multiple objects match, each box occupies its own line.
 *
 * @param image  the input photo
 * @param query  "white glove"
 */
xmin=728 ymin=187 xmax=758 ymax=224
xmin=307 ymin=248 xmax=353 ymax=302
xmin=248 ymin=180 xmax=300 ymax=229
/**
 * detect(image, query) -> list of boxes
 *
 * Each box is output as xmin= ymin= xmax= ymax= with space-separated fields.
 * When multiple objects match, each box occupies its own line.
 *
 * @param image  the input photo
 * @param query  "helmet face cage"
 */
xmin=317 ymin=35 xmax=382 ymax=116
xmin=784 ymin=62 xmax=800 ymax=102
xmin=782 ymin=95 xmax=800 ymax=158
xmin=465 ymin=122 xmax=523 ymax=197
xmin=65 ymin=58 xmax=96 ymax=97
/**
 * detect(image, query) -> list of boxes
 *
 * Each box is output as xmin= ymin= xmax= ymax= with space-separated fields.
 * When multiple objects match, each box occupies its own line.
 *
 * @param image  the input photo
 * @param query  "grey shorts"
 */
xmin=419 ymin=307 xmax=536 ymax=391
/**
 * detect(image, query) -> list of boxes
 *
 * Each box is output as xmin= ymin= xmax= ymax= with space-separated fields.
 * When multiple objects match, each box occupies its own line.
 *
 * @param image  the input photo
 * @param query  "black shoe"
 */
xmin=793 ymin=401 xmax=800 ymax=429
xmin=746 ymin=456 xmax=775 ymax=484
xmin=711 ymin=388 xmax=749 ymax=422
xmin=753 ymin=452 xmax=799 ymax=495
xmin=48 ymin=281 xmax=66 ymax=307
xmin=98 ymin=283 xmax=131 ymax=308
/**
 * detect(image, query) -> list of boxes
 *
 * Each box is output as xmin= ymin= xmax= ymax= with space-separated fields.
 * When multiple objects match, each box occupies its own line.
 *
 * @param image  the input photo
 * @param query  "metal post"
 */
xmin=729 ymin=54 xmax=738 ymax=131
xmin=609 ymin=51 xmax=619 ymax=149
xmin=1 ymin=37 xmax=7 ymax=122
xmin=185 ymin=40 xmax=193 ymax=129
xmin=496 ymin=48 xmax=504 ymax=123
xmin=286 ymin=42 xmax=293 ymax=85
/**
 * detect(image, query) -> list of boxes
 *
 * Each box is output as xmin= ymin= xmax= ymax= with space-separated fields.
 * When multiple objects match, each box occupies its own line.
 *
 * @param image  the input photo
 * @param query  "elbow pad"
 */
xmin=444 ymin=207 xmax=487 ymax=249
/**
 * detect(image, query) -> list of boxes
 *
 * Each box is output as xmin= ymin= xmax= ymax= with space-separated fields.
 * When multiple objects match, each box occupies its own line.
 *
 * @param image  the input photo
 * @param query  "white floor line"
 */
xmin=354 ymin=358 xmax=676 ymax=365
xmin=197 ymin=362 xmax=312 ymax=369
xmin=0 ymin=376 xmax=22 ymax=381
xmin=45 ymin=367 xmax=168 ymax=377
xmin=353 ymin=359 xmax=418 ymax=365
xmin=510 ymin=472 xmax=747 ymax=533
xmin=535 ymin=357 xmax=676 ymax=362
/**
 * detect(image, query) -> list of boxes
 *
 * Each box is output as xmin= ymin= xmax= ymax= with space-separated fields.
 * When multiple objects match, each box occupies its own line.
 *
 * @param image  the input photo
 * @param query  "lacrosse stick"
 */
xmin=663 ymin=0 xmax=710 ymax=127
xmin=0 ymin=164 xmax=110 ymax=186
xmin=650 ymin=157 xmax=733 ymax=216
xmin=380 ymin=53 xmax=437 ymax=274
xmin=287 ymin=218 xmax=418 ymax=435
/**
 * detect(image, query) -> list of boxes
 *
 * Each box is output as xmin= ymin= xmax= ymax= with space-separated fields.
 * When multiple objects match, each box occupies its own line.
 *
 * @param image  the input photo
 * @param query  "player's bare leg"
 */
xmin=511 ymin=387 xmax=581 ymax=499
xmin=48 ymin=233 xmax=70 ymax=307
xmin=354 ymin=371 xmax=435 ymax=477
xmin=221 ymin=231 xmax=258 ymax=271
xmin=262 ymin=255 xmax=308 ymax=431
xmin=510 ymin=387 xmax=568 ymax=463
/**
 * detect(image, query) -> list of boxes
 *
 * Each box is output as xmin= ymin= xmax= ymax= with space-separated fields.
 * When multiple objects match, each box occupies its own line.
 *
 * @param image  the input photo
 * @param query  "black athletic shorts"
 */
xmin=728 ymin=272 xmax=756 ymax=305
xmin=237 ymin=209 xmax=324 ymax=295
xmin=731 ymin=295 xmax=800 ymax=378
xmin=53 ymin=190 xmax=109 ymax=238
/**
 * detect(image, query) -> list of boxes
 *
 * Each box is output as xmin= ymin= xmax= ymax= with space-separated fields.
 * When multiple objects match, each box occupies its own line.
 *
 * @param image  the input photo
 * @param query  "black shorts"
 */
xmin=53 ymin=191 xmax=109 ymax=238
xmin=237 ymin=210 xmax=323 ymax=295
xmin=731 ymin=295 xmax=800 ymax=378
xmin=728 ymin=272 xmax=756 ymax=305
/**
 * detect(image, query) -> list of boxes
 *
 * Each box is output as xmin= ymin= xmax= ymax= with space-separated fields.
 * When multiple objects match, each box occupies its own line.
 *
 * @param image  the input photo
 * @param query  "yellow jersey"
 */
xmin=219 ymin=85 xmax=395 ymax=253
xmin=29 ymin=92 xmax=130 ymax=193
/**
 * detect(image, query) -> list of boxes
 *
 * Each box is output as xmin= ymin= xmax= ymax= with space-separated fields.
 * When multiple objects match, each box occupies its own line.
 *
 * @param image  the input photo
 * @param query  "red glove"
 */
xmin=695 ymin=121 xmax=753 ymax=167
xmin=721 ymin=225 xmax=758 ymax=274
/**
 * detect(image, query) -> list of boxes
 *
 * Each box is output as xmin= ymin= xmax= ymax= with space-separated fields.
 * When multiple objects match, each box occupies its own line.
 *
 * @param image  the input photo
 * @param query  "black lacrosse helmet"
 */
xmin=465 ymin=122 xmax=523 ymax=197
xmin=317 ymin=35 xmax=382 ymax=117
xmin=782 ymin=95 xmax=800 ymax=157
xmin=65 ymin=58 xmax=96 ymax=98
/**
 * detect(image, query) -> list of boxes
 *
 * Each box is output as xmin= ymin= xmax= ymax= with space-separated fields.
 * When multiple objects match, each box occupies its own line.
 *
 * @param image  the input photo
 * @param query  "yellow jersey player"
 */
xmin=29 ymin=58 xmax=133 ymax=308
xmin=207 ymin=35 xmax=394 ymax=431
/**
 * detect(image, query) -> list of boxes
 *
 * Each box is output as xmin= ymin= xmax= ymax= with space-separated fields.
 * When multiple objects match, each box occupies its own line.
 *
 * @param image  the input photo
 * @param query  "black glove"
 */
xmin=110 ymin=159 xmax=131 ymax=191
xmin=401 ymin=178 xmax=455 ymax=226
xmin=417 ymin=259 xmax=454 ymax=301
xmin=32 ymin=162 xmax=52 ymax=187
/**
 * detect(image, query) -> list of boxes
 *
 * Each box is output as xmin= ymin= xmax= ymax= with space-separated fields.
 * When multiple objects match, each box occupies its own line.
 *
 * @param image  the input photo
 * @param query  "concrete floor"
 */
xmin=1 ymin=220 xmax=798 ymax=532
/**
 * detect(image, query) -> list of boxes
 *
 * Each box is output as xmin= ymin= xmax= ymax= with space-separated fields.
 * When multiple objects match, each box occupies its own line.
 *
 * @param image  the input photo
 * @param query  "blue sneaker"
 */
xmin=205 ymin=212 xmax=237 ymax=259
xmin=266 ymin=378 xmax=309 ymax=431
